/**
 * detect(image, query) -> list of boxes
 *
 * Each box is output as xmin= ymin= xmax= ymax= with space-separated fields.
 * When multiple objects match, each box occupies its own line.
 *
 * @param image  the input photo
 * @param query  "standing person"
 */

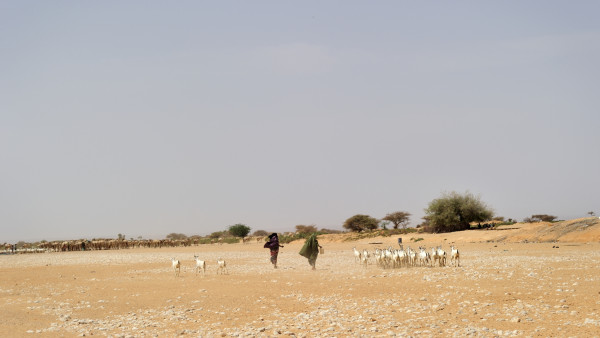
xmin=299 ymin=233 xmax=322 ymax=270
xmin=264 ymin=233 xmax=283 ymax=268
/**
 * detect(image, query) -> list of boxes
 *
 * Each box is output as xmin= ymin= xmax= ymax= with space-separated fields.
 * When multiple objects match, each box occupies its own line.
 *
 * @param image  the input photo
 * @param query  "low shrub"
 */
xmin=279 ymin=232 xmax=323 ymax=244
xmin=221 ymin=237 xmax=240 ymax=244
xmin=342 ymin=228 xmax=419 ymax=241
xmin=195 ymin=238 xmax=213 ymax=245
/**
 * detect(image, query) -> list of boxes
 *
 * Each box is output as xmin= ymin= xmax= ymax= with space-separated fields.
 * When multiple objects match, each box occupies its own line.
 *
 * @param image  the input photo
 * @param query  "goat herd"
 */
xmin=169 ymin=245 xmax=460 ymax=277
xmin=353 ymin=245 xmax=460 ymax=269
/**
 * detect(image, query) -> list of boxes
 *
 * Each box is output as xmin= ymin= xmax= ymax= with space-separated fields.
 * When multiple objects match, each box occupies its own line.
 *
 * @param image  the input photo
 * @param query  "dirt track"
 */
xmin=3 ymin=226 xmax=600 ymax=337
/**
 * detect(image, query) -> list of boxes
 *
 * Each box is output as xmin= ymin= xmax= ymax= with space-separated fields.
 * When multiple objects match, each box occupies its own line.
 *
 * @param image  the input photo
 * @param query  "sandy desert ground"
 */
xmin=2 ymin=219 xmax=600 ymax=337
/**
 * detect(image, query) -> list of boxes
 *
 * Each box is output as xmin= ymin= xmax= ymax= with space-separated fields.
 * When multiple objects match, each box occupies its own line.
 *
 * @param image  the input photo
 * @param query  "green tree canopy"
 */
xmin=382 ymin=211 xmax=411 ymax=229
xmin=295 ymin=224 xmax=318 ymax=234
xmin=424 ymin=191 xmax=493 ymax=233
xmin=343 ymin=214 xmax=379 ymax=232
xmin=228 ymin=224 xmax=251 ymax=238
xmin=531 ymin=214 xmax=557 ymax=222
xmin=251 ymin=230 xmax=269 ymax=237
xmin=166 ymin=233 xmax=187 ymax=240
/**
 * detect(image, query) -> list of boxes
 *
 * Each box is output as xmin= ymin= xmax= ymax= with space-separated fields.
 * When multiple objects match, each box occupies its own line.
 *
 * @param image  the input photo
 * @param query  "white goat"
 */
xmin=391 ymin=249 xmax=400 ymax=268
xmin=171 ymin=257 xmax=181 ymax=277
xmin=450 ymin=245 xmax=460 ymax=267
xmin=436 ymin=246 xmax=447 ymax=267
xmin=193 ymin=254 xmax=206 ymax=276
xmin=373 ymin=248 xmax=383 ymax=267
xmin=406 ymin=247 xmax=416 ymax=267
xmin=361 ymin=249 xmax=370 ymax=267
xmin=397 ymin=247 xmax=408 ymax=268
xmin=216 ymin=257 xmax=228 ymax=275
xmin=353 ymin=247 xmax=362 ymax=263
xmin=431 ymin=247 xmax=440 ymax=267
xmin=383 ymin=248 xmax=394 ymax=269
xmin=418 ymin=247 xmax=431 ymax=267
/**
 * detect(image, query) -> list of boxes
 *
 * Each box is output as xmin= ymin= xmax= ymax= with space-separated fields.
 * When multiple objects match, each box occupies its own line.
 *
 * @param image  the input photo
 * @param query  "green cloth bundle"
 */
xmin=299 ymin=233 xmax=320 ymax=260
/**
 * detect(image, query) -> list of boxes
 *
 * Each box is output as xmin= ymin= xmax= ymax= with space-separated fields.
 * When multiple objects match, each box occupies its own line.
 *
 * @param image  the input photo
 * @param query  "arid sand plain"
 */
xmin=2 ymin=220 xmax=600 ymax=337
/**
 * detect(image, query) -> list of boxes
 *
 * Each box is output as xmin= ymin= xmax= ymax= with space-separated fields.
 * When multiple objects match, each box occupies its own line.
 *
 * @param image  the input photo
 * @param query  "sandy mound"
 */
xmin=309 ymin=218 xmax=600 ymax=247
xmin=491 ymin=217 xmax=600 ymax=243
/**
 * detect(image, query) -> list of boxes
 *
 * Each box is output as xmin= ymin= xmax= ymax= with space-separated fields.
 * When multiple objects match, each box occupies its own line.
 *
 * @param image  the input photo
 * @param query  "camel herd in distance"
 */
xmin=3 ymin=236 xmax=267 ymax=254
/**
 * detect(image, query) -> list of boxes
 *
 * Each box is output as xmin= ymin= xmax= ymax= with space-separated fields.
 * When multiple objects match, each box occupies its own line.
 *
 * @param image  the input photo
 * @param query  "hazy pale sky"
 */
xmin=2 ymin=1 xmax=599 ymax=243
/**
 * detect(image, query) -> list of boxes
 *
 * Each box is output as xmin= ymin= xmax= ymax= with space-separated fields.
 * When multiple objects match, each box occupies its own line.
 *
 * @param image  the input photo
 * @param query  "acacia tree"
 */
xmin=531 ymin=214 xmax=557 ymax=222
xmin=295 ymin=225 xmax=318 ymax=234
xmin=252 ymin=230 xmax=269 ymax=237
xmin=424 ymin=191 xmax=493 ymax=233
xmin=382 ymin=211 xmax=411 ymax=229
xmin=228 ymin=224 xmax=251 ymax=238
xmin=343 ymin=214 xmax=379 ymax=232
xmin=166 ymin=233 xmax=187 ymax=240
